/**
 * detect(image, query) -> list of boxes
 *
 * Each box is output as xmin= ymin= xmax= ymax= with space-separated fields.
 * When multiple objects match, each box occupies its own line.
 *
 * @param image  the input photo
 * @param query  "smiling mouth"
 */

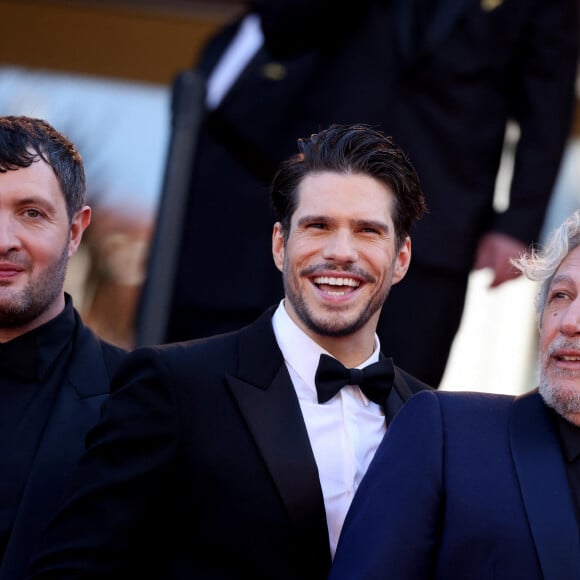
xmin=557 ymin=355 xmax=580 ymax=362
xmin=313 ymin=276 xmax=360 ymax=295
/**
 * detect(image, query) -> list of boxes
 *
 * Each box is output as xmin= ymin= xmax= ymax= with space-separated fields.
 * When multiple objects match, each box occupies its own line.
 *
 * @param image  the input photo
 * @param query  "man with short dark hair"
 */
xmin=0 ymin=116 xmax=126 ymax=580
xmin=28 ymin=123 xmax=430 ymax=579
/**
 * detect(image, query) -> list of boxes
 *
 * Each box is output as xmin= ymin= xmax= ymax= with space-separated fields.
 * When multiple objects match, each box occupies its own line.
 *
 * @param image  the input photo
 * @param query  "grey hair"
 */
xmin=511 ymin=210 xmax=580 ymax=324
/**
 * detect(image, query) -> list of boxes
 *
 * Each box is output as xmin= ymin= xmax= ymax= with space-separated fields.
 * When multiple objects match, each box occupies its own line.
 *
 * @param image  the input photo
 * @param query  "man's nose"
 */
xmin=322 ymin=230 xmax=358 ymax=263
xmin=0 ymin=216 xmax=21 ymax=253
xmin=559 ymin=296 xmax=580 ymax=336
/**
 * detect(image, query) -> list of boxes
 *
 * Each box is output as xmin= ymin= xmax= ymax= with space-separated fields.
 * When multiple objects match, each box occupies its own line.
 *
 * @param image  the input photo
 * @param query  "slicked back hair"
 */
xmin=0 ymin=116 xmax=86 ymax=220
xmin=270 ymin=123 xmax=427 ymax=249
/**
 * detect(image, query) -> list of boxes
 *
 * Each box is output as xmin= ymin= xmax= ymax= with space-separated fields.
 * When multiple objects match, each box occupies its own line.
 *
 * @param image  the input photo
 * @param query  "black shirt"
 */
xmin=0 ymin=297 xmax=76 ymax=564
xmin=552 ymin=410 xmax=580 ymax=531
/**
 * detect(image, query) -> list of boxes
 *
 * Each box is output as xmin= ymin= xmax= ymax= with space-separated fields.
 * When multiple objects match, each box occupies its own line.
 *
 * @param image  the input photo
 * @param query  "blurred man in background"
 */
xmin=159 ymin=0 xmax=578 ymax=388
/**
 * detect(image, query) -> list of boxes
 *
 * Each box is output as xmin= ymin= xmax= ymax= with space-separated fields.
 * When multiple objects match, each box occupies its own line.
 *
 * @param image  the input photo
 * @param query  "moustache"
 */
xmin=548 ymin=338 xmax=580 ymax=356
xmin=301 ymin=263 xmax=376 ymax=284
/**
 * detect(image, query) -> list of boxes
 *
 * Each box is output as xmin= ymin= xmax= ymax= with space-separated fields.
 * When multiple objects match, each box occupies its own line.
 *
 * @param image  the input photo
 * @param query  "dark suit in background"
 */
xmin=163 ymin=0 xmax=578 ymax=386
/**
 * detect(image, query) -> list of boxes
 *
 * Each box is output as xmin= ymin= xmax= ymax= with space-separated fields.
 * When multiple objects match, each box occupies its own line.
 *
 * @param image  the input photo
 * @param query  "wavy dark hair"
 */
xmin=271 ymin=123 xmax=427 ymax=249
xmin=0 ymin=115 xmax=86 ymax=220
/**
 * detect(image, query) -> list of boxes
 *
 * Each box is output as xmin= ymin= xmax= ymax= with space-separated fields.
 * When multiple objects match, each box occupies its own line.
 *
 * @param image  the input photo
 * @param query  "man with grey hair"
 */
xmin=519 ymin=210 xmax=580 ymax=426
xmin=330 ymin=210 xmax=580 ymax=580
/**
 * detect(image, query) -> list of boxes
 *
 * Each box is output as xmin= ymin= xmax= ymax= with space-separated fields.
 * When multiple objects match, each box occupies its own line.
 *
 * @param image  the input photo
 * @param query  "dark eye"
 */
xmin=549 ymin=290 xmax=571 ymax=302
xmin=24 ymin=209 xmax=42 ymax=218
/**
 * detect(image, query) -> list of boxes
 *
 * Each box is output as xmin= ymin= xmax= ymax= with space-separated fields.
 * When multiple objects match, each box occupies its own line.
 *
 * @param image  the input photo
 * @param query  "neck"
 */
xmin=314 ymin=332 xmax=376 ymax=368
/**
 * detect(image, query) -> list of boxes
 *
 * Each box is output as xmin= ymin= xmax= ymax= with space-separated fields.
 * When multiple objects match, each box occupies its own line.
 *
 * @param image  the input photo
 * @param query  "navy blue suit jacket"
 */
xmin=0 ymin=310 xmax=126 ymax=580
xmin=330 ymin=389 xmax=580 ymax=579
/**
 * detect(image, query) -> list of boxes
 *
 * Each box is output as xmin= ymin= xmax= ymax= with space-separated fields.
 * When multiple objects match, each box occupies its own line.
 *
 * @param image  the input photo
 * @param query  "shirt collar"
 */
xmin=272 ymin=299 xmax=380 ymax=395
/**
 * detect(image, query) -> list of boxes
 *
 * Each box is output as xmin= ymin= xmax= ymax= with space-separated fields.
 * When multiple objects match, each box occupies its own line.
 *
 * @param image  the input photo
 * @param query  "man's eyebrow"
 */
xmin=16 ymin=196 xmax=56 ymax=212
xmin=296 ymin=215 xmax=332 ymax=227
xmin=550 ymin=273 xmax=574 ymax=288
xmin=296 ymin=215 xmax=390 ymax=230
xmin=353 ymin=218 xmax=390 ymax=232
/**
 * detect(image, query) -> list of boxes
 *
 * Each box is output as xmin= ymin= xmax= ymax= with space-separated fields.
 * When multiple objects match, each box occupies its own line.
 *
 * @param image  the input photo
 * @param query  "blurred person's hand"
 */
xmin=473 ymin=232 xmax=527 ymax=288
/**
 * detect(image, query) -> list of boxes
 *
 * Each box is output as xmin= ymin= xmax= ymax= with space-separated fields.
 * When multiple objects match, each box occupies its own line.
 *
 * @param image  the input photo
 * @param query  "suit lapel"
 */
xmin=226 ymin=308 xmax=331 ymax=563
xmin=0 ymin=322 xmax=110 ymax=580
xmin=385 ymin=366 xmax=415 ymax=424
xmin=509 ymin=390 xmax=580 ymax=580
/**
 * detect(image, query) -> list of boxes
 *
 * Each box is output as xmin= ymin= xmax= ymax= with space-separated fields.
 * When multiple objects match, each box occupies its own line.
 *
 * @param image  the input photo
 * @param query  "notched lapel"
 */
xmin=67 ymin=318 xmax=111 ymax=398
xmin=510 ymin=391 xmax=580 ymax=580
xmin=1 ymin=379 xmax=106 ymax=580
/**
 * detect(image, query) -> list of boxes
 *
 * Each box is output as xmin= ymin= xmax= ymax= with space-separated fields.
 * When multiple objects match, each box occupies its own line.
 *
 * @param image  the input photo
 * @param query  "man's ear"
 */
xmin=392 ymin=236 xmax=412 ymax=285
xmin=272 ymin=222 xmax=285 ymax=273
xmin=68 ymin=206 xmax=91 ymax=258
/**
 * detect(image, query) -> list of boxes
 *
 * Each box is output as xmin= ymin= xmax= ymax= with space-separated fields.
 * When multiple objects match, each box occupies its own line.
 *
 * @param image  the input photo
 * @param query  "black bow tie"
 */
xmin=314 ymin=353 xmax=394 ymax=408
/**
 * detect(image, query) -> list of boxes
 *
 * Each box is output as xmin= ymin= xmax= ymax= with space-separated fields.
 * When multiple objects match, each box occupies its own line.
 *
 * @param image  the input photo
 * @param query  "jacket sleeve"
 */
xmin=493 ymin=0 xmax=578 ymax=242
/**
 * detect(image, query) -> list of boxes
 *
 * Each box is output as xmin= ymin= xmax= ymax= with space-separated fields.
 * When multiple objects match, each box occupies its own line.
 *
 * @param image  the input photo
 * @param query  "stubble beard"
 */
xmin=283 ymin=259 xmax=390 ymax=338
xmin=538 ymin=349 xmax=580 ymax=427
xmin=0 ymin=242 xmax=69 ymax=328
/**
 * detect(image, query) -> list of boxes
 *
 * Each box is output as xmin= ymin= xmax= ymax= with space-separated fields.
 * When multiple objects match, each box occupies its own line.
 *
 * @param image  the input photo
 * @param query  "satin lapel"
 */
xmin=227 ymin=370 xmax=328 ymax=537
xmin=226 ymin=307 xmax=330 ymax=559
xmin=384 ymin=366 xmax=408 ymax=425
xmin=0 ymin=323 xmax=110 ymax=580
xmin=509 ymin=390 xmax=580 ymax=580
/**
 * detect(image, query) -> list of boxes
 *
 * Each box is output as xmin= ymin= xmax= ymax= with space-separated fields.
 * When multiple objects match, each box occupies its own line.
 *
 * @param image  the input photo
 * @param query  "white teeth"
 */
xmin=313 ymin=276 xmax=360 ymax=287
xmin=560 ymin=355 xmax=580 ymax=361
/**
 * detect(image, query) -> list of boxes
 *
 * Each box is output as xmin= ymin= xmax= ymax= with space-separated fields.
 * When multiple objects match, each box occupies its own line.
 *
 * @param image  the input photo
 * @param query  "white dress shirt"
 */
xmin=205 ymin=14 xmax=263 ymax=110
xmin=272 ymin=301 xmax=386 ymax=557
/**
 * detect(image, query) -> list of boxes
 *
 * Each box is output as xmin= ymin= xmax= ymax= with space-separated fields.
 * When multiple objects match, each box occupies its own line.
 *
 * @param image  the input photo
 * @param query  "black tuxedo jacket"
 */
xmin=28 ymin=307 xmax=430 ymax=579
xmin=0 ymin=310 xmax=126 ymax=580
xmin=167 ymin=0 xmax=578 ymax=341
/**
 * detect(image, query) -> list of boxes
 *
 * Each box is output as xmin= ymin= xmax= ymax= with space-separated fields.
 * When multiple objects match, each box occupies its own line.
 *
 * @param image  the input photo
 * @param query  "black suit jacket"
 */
xmin=166 ymin=0 xmax=578 ymax=341
xmin=0 ymin=310 xmax=126 ymax=580
xmin=28 ymin=307 xmax=430 ymax=579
